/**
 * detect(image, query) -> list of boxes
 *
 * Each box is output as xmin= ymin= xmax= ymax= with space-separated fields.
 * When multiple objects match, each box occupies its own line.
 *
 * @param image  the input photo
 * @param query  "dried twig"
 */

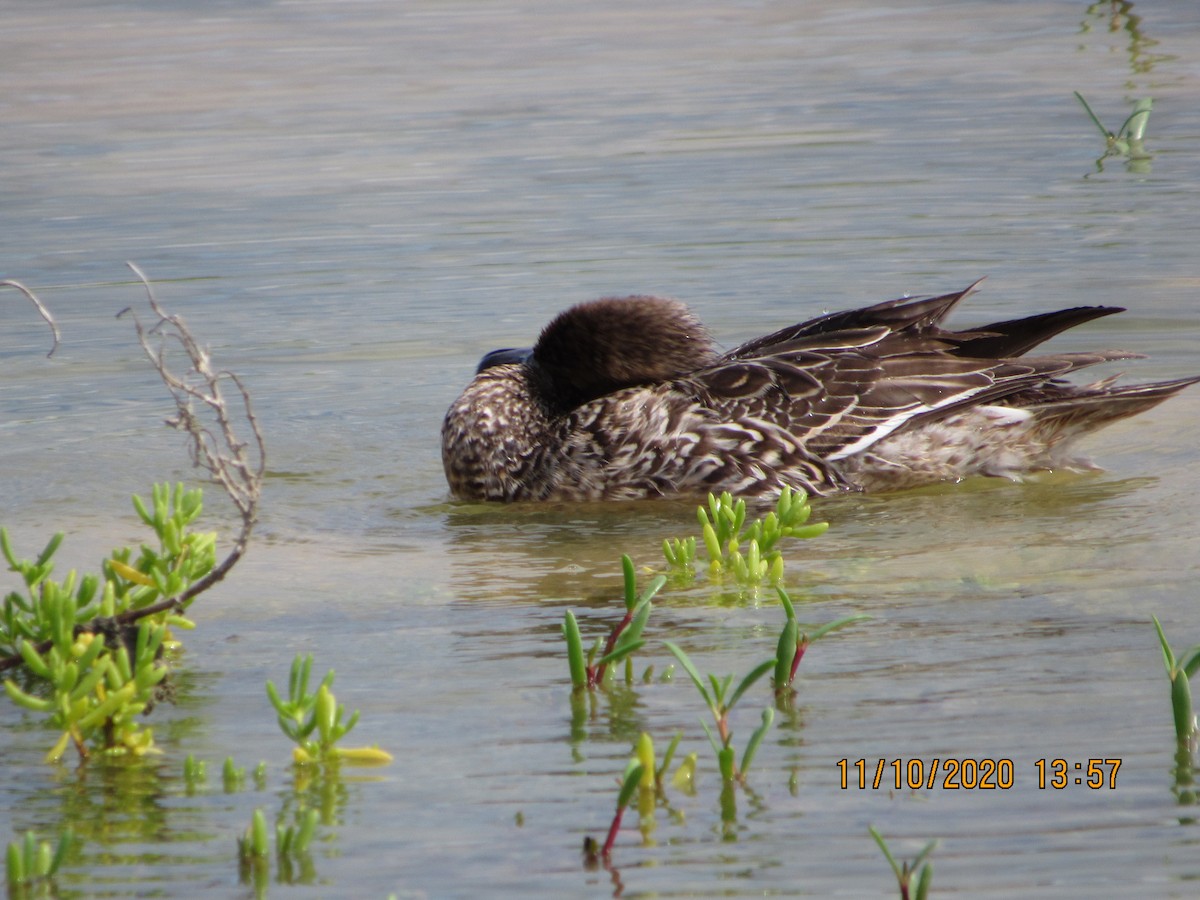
xmin=1 ymin=266 xmax=265 ymax=675
xmin=1 ymin=278 xmax=61 ymax=357
xmin=109 ymin=262 xmax=265 ymax=618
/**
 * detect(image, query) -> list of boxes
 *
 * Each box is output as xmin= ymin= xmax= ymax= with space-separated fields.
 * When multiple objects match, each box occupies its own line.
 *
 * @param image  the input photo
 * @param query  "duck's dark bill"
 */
xmin=477 ymin=347 xmax=533 ymax=373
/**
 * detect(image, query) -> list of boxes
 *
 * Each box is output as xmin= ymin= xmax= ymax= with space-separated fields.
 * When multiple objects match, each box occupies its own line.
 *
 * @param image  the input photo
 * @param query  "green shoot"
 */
xmin=669 ymin=487 xmax=827 ymax=588
xmin=1074 ymin=92 xmax=1153 ymax=162
xmin=663 ymin=640 xmax=775 ymax=783
xmin=223 ymin=756 xmax=247 ymax=793
xmin=5 ymin=829 xmax=74 ymax=890
xmin=184 ymin=754 xmax=208 ymax=793
xmin=600 ymin=761 xmax=645 ymax=860
xmin=276 ymin=808 xmax=320 ymax=858
xmin=869 ymin=826 xmax=936 ymax=900
xmin=670 ymin=751 xmax=699 ymax=793
xmin=662 ymin=535 xmax=696 ymax=575
xmin=563 ymin=555 xmax=664 ymax=691
xmin=629 ymin=729 xmax=690 ymax=796
xmin=266 ymin=654 xmax=392 ymax=766
xmin=1152 ymin=616 xmax=1200 ymax=746
xmin=774 ymin=587 xmax=870 ymax=694
xmin=237 ymin=809 xmax=271 ymax=861
xmin=238 ymin=806 xmax=320 ymax=887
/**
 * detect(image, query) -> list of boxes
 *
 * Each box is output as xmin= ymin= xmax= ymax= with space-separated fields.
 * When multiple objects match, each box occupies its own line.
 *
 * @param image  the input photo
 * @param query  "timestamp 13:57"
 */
xmin=835 ymin=757 xmax=1122 ymax=790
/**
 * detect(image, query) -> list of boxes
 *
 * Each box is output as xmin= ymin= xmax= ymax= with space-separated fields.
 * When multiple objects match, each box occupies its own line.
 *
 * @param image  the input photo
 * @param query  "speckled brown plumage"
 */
xmin=441 ymin=282 xmax=1198 ymax=501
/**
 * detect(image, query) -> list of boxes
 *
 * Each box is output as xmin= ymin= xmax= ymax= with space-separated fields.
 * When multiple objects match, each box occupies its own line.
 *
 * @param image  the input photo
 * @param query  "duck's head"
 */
xmin=445 ymin=295 xmax=718 ymax=501
xmin=476 ymin=295 xmax=719 ymax=412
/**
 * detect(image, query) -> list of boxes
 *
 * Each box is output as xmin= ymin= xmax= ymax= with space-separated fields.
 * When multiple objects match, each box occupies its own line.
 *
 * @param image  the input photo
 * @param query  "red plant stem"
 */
xmin=593 ymin=609 xmax=634 ymax=686
xmin=601 ymin=805 xmax=627 ymax=858
xmin=789 ymin=641 xmax=808 ymax=685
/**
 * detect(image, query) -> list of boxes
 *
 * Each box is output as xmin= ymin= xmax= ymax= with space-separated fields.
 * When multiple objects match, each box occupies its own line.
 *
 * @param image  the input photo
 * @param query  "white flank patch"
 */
xmin=827 ymin=386 xmax=999 ymax=461
xmin=976 ymin=405 xmax=1034 ymax=425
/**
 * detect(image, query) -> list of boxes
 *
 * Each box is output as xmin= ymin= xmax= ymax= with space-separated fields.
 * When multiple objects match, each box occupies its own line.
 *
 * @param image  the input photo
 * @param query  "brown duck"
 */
xmin=442 ymin=282 xmax=1197 ymax=501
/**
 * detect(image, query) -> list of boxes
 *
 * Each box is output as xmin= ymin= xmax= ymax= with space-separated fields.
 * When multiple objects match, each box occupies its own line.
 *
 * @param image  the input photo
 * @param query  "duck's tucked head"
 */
xmin=443 ymin=295 xmax=719 ymax=501
xmin=526 ymin=295 xmax=719 ymax=410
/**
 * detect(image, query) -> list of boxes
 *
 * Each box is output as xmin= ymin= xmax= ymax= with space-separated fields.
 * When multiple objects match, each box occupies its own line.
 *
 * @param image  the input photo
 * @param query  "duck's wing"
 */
xmin=689 ymin=325 xmax=1136 ymax=462
xmin=729 ymin=281 xmax=1126 ymax=362
xmin=727 ymin=281 xmax=982 ymax=359
xmin=943 ymin=306 xmax=1125 ymax=359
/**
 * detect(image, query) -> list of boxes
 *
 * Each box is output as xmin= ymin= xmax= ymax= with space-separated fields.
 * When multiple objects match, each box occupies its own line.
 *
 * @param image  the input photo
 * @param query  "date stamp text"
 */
xmin=836 ymin=758 xmax=1122 ymax=790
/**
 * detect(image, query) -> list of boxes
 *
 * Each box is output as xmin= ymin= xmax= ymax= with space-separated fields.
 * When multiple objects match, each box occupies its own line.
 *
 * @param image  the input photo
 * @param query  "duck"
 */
xmin=442 ymin=281 xmax=1198 ymax=502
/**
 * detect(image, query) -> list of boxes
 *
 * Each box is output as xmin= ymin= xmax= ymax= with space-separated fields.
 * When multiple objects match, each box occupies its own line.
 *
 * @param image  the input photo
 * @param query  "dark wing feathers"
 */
xmin=943 ymin=306 xmax=1125 ymax=359
xmin=685 ymin=290 xmax=1148 ymax=461
xmin=727 ymin=281 xmax=981 ymax=359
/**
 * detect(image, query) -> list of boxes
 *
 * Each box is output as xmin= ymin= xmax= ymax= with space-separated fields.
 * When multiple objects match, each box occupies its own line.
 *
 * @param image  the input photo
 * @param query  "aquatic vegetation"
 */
xmin=3 ymin=269 xmax=263 ymax=765
xmin=236 ymin=808 xmax=272 ymax=894
xmin=223 ymin=756 xmax=247 ymax=793
xmin=672 ymin=487 xmax=828 ymax=587
xmin=183 ymin=754 xmax=208 ymax=793
xmin=0 ymin=273 xmax=378 ymax=893
xmin=584 ymin=730 xmax=700 ymax=864
xmin=1151 ymin=617 xmax=1200 ymax=746
xmin=648 ymin=730 xmax=689 ymax=791
xmin=571 ymin=494 xmax=862 ymax=859
xmin=870 ymin=826 xmax=936 ymax=900
xmin=1074 ymin=91 xmax=1153 ymax=167
xmin=660 ymin=534 xmax=697 ymax=575
xmin=237 ymin=808 xmax=272 ymax=861
xmin=5 ymin=829 xmax=74 ymax=893
xmin=563 ymin=555 xmax=665 ymax=691
xmin=276 ymin=808 xmax=321 ymax=859
xmin=0 ymin=485 xmax=222 ymax=762
xmin=238 ymin=806 xmax=319 ymax=861
xmin=773 ymin=587 xmax=869 ymax=695
xmin=593 ymin=761 xmax=645 ymax=862
xmin=266 ymin=653 xmax=393 ymax=766
xmin=663 ymin=641 xmax=775 ymax=784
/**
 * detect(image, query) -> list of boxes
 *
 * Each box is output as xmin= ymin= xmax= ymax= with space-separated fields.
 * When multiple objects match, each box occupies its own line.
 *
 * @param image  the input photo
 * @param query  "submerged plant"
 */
xmin=663 ymin=642 xmax=775 ymax=784
xmin=5 ymin=829 xmax=74 ymax=892
xmin=1152 ymin=616 xmax=1200 ymax=746
xmin=223 ymin=756 xmax=247 ymax=793
xmin=266 ymin=654 xmax=393 ymax=766
xmin=184 ymin=754 xmax=208 ymax=793
xmin=563 ymin=555 xmax=664 ymax=691
xmin=773 ymin=587 xmax=869 ymax=695
xmin=235 ymin=808 xmax=272 ymax=894
xmin=237 ymin=809 xmax=271 ymax=862
xmin=869 ymin=826 xmax=936 ymax=900
xmin=275 ymin=808 xmax=320 ymax=860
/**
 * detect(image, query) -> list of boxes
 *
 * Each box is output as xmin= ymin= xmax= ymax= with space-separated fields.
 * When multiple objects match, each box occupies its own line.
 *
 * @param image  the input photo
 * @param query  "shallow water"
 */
xmin=3 ymin=0 xmax=1200 ymax=896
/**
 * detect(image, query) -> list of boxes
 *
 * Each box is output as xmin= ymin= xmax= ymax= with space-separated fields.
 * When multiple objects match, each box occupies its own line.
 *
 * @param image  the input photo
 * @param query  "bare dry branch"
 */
xmin=1 ymin=278 xmax=61 ymax=357
xmin=0 ymin=267 xmax=266 ymax=675
xmin=112 ymin=262 xmax=266 ymax=616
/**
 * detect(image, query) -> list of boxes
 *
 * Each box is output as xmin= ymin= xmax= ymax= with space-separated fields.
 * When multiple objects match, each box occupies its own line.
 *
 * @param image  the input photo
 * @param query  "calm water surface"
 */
xmin=3 ymin=1 xmax=1200 ymax=897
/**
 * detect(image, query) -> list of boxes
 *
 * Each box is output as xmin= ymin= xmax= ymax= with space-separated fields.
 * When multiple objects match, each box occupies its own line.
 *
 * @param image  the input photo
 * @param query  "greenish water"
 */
xmin=3 ymin=1 xmax=1200 ymax=896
